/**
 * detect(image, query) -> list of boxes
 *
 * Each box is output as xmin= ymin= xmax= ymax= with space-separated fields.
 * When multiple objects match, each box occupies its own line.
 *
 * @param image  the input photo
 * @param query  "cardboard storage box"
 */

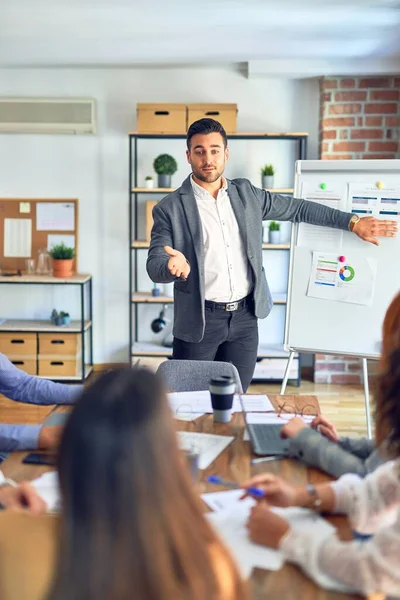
xmin=0 ymin=333 xmax=36 ymax=356
xmin=9 ymin=358 xmax=37 ymax=375
xmin=38 ymin=333 xmax=80 ymax=355
xmin=137 ymin=103 xmax=187 ymax=134
xmin=187 ymin=104 xmax=237 ymax=133
xmin=38 ymin=358 xmax=80 ymax=377
xmin=145 ymin=200 xmax=158 ymax=241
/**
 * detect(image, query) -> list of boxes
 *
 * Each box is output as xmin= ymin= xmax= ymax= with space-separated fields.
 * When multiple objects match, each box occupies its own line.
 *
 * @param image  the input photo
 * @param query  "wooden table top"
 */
xmin=0 ymin=394 xmax=362 ymax=600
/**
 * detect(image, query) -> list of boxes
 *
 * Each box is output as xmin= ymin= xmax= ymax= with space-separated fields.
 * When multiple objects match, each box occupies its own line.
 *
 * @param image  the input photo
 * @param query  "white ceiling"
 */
xmin=1 ymin=0 xmax=400 ymax=76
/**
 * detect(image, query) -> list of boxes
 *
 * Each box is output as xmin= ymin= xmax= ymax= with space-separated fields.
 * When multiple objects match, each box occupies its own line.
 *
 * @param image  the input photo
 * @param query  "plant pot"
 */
xmin=269 ymin=230 xmax=281 ymax=244
xmin=262 ymin=175 xmax=274 ymax=189
xmin=52 ymin=258 xmax=74 ymax=278
xmin=145 ymin=179 xmax=154 ymax=189
xmin=55 ymin=316 xmax=63 ymax=326
xmin=61 ymin=315 xmax=71 ymax=326
xmin=157 ymin=174 xmax=171 ymax=188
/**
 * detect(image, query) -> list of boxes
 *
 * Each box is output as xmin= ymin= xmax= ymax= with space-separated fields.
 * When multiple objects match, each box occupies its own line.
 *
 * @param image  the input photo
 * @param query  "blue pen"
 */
xmin=206 ymin=475 xmax=264 ymax=498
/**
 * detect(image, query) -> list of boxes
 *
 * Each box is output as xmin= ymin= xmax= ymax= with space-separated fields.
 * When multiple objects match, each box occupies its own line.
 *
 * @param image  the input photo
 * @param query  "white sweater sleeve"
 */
xmin=279 ymin=460 xmax=400 ymax=596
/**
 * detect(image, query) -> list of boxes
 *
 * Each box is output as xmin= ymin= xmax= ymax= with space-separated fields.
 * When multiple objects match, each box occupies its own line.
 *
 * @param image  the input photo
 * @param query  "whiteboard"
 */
xmin=284 ymin=159 xmax=400 ymax=359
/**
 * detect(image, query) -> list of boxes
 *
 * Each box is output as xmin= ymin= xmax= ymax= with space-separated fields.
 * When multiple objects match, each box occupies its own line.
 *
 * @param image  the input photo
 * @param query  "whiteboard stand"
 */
xmin=280 ymin=351 xmax=296 ymax=395
xmin=280 ymin=350 xmax=373 ymax=439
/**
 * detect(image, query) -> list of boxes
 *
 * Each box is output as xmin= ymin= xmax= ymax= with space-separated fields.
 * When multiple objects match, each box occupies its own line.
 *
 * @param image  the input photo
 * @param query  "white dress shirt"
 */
xmin=280 ymin=459 xmax=400 ymax=597
xmin=191 ymin=176 xmax=253 ymax=302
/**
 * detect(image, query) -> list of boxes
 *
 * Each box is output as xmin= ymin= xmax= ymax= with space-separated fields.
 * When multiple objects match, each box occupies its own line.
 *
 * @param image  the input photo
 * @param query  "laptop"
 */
xmin=239 ymin=396 xmax=290 ymax=456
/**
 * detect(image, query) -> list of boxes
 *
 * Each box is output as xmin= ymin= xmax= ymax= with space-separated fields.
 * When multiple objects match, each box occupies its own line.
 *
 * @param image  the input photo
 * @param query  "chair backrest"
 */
xmin=156 ymin=360 xmax=243 ymax=394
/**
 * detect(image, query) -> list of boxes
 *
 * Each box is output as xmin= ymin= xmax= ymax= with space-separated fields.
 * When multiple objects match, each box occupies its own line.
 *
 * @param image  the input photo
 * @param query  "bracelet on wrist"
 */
xmin=306 ymin=484 xmax=322 ymax=510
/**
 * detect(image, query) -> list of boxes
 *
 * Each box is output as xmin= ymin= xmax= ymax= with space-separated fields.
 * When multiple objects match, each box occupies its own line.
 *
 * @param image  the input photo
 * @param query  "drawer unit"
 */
xmin=38 ymin=358 xmax=79 ymax=378
xmin=0 ymin=332 xmax=36 ymax=356
xmin=9 ymin=357 xmax=37 ymax=375
xmin=38 ymin=333 xmax=80 ymax=356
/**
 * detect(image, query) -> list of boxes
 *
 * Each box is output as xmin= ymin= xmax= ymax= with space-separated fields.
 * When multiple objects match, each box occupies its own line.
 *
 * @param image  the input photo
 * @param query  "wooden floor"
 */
xmin=0 ymin=379 xmax=370 ymax=439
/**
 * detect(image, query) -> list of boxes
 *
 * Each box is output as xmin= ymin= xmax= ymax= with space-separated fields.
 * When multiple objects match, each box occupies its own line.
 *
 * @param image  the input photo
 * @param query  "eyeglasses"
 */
xmin=276 ymin=401 xmax=318 ymax=421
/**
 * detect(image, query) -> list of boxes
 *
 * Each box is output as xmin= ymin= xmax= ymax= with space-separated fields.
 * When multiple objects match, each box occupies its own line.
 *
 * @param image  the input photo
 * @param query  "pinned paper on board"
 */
xmin=307 ymin=252 xmax=377 ymax=306
xmin=36 ymin=202 xmax=75 ymax=231
xmin=4 ymin=218 xmax=32 ymax=257
xmin=348 ymin=183 xmax=400 ymax=222
xmin=296 ymin=183 xmax=345 ymax=250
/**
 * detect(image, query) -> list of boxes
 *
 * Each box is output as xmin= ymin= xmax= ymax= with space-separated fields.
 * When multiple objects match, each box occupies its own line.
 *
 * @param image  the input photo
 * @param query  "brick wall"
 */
xmin=315 ymin=75 xmax=400 ymax=384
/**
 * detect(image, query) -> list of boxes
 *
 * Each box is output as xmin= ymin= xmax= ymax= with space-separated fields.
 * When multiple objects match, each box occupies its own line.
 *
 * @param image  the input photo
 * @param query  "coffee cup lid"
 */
xmin=209 ymin=375 xmax=234 ymax=386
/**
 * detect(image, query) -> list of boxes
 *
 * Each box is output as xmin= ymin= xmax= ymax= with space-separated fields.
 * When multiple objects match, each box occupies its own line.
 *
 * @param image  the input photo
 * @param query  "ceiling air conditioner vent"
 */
xmin=0 ymin=98 xmax=96 ymax=134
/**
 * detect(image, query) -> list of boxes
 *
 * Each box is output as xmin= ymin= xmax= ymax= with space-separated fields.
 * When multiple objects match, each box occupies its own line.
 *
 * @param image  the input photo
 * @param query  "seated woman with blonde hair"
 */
xmin=0 ymin=368 xmax=247 ymax=600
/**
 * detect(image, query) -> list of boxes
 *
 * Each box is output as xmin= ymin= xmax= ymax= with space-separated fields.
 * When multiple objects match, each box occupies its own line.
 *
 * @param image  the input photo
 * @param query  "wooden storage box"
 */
xmin=187 ymin=104 xmax=238 ymax=133
xmin=38 ymin=358 xmax=79 ymax=378
xmin=38 ymin=333 xmax=81 ymax=355
xmin=137 ymin=103 xmax=187 ymax=134
xmin=0 ymin=333 xmax=36 ymax=356
xmin=145 ymin=200 xmax=158 ymax=241
xmin=9 ymin=358 xmax=37 ymax=375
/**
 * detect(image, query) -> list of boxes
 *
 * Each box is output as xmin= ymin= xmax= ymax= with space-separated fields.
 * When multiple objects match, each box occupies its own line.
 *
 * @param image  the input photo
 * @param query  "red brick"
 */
xmin=335 ymin=91 xmax=367 ymax=102
xmin=322 ymin=142 xmax=329 ymax=152
xmin=329 ymin=103 xmax=362 ymax=115
xmin=321 ymin=92 xmax=332 ymax=102
xmin=340 ymin=79 xmax=356 ymax=88
xmin=315 ymin=354 xmax=328 ymax=360
xmin=359 ymin=78 xmax=391 ymax=88
xmin=331 ymin=373 xmax=362 ymax=384
xmin=332 ymin=141 xmax=365 ymax=152
xmin=314 ymin=372 xmax=329 ymax=384
xmin=315 ymin=362 xmax=345 ymax=372
xmin=347 ymin=363 xmax=362 ymax=372
xmin=358 ymin=117 xmax=363 ymax=126
xmin=365 ymin=116 xmax=383 ymax=126
xmin=321 ymin=130 xmax=336 ymax=140
xmin=322 ymin=154 xmax=354 ymax=160
xmin=322 ymin=117 xmax=355 ymax=127
xmin=351 ymin=129 xmax=383 ymax=139
xmin=395 ymin=77 xmax=400 ymax=88
xmin=340 ymin=130 xmax=349 ymax=139
xmin=364 ymin=103 xmax=398 ymax=114
xmin=368 ymin=141 xmax=398 ymax=152
xmin=370 ymin=89 xmax=400 ymax=101
xmin=386 ymin=117 xmax=400 ymax=127
xmin=322 ymin=79 xmax=338 ymax=90
xmin=363 ymin=153 xmax=397 ymax=159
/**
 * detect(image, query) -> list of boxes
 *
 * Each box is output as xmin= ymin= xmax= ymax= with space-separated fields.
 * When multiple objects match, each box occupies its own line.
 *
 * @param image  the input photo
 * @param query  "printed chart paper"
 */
xmin=307 ymin=252 xmax=377 ymax=306
xmin=296 ymin=183 xmax=345 ymax=250
xmin=349 ymin=183 xmax=400 ymax=222
xmin=36 ymin=202 xmax=75 ymax=231
xmin=4 ymin=218 xmax=32 ymax=257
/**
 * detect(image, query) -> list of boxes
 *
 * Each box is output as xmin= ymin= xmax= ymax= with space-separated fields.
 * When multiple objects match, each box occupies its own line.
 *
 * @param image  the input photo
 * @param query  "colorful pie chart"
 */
xmin=339 ymin=265 xmax=355 ymax=282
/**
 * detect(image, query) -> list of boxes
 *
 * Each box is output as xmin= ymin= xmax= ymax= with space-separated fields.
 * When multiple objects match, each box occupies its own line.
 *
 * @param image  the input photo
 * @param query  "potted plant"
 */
xmin=268 ymin=221 xmax=281 ymax=244
xmin=145 ymin=175 xmax=154 ymax=189
xmin=60 ymin=311 xmax=71 ymax=326
xmin=153 ymin=154 xmax=178 ymax=188
xmin=261 ymin=164 xmax=275 ymax=189
xmin=49 ymin=243 xmax=75 ymax=278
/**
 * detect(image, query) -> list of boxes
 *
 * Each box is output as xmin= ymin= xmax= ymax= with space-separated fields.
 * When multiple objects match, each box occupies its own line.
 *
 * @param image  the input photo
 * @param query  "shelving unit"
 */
xmin=0 ymin=274 xmax=93 ymax=382
xmin=129 ymin=131 xmax=307 ymax=384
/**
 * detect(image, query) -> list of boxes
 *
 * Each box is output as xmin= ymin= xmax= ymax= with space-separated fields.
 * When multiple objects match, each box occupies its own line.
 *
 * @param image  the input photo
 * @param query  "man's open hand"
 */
xmin=164 ymin=246 xmax=190 ymax=280
xmin=353 ymin=217 xmax=398 ymax=246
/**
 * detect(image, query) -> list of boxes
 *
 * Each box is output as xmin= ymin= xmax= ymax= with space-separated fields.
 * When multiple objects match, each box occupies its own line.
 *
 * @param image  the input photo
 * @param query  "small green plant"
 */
xmin=145 ymin=175 xmax=153 ymax=180
xmin=261 ymin=164 xmax=275 ymax=176
xmin=269 ymin=221 xmax=280 ymax=232
xmin=153 ymin=154 xmax=178 ymax=175
xmin=59 ymin=311 xmax=69 ymax=317
xmin=49 ymin=243 xmax=75 ymax=260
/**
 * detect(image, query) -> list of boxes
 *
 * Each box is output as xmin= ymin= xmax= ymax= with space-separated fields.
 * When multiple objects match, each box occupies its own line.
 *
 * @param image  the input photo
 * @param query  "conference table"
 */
xmin=1 ymin=394 xmax=364 ymax=600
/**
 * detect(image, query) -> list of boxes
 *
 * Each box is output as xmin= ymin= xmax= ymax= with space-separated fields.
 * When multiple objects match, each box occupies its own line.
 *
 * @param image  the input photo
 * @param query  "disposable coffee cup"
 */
xmin=209 ymin=376 xmax=236 ymax=423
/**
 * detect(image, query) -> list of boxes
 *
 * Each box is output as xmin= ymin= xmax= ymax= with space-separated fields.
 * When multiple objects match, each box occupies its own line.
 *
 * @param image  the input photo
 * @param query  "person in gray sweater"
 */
xmin=282 ymin=289 xmax=400 ymax=479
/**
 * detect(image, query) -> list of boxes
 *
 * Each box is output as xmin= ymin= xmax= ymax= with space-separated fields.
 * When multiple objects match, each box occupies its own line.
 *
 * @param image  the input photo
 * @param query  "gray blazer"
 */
xmin=146 ymin=176 xmax=353 ymax=342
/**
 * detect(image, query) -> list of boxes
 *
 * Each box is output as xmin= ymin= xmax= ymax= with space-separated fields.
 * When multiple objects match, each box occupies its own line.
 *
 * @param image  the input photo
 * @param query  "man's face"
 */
xmin=186 ymin=132 xmax=229 ymax=183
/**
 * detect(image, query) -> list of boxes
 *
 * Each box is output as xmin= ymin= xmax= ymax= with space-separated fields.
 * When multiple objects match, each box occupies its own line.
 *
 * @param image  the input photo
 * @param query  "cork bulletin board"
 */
xmin=0 ymin=198 xmax=79 ymax=273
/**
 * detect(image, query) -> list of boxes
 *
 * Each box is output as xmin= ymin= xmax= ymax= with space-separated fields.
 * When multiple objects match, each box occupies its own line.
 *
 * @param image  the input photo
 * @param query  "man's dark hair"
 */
xmin=186 ymin=118 xmax=228 ymax=150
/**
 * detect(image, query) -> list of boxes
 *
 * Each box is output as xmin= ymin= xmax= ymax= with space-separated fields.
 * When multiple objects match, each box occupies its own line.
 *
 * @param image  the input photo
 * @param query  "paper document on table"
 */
xmin=168 ymin=391 xmax=274 ymax=416
xmin=296 ymin=183 xmax=345 ymax=250
xmin=208 ymin=502 xmax=335 ymax=577
xmin=36 ymin=202 xmax=75 ymax=231
xmin=174 ymin=412 xmax=205 ymax=422
xmin=177 ymin=432 xmax=234 ymax=470
xmin=202 ymin=489 xmax=256 ymax=512
xmin=307 ymin=251 xmax=377 ymax=306
xmin=4 ymin=218 xmax=32 ymax=257
xmin=31 ymin=471 xmax=60 ymax=513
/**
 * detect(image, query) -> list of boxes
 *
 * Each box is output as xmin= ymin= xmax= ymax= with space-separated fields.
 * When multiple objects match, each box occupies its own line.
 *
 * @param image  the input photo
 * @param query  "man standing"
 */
xmin=147 ymin=118 xmax=397 ymax=391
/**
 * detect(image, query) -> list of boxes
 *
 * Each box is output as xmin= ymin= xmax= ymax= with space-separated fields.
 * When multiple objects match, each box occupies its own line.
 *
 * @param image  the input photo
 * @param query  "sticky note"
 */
xmin=19 ymin=202 xmax=31 ymax=214
xmin=320 ymin=183 xmax=327 ymax=190
xmin=376 ymin=181 xmax=384 ymax=189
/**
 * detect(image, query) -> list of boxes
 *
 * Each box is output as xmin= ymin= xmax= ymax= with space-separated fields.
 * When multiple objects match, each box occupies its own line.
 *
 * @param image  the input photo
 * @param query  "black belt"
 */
xmin=205 ymin=294 xmax=252 ymax=312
